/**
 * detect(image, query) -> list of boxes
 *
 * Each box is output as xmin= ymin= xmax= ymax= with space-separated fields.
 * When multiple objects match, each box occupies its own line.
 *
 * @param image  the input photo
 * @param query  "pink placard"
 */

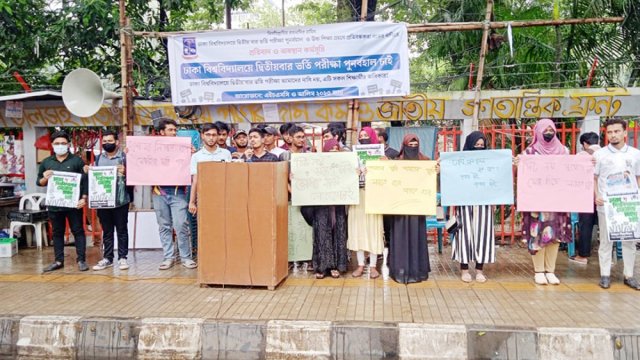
xmin=517 ymin=155 xmax=594 ymax=213
xmin=126 ymin=136 xmax=191 ymax=186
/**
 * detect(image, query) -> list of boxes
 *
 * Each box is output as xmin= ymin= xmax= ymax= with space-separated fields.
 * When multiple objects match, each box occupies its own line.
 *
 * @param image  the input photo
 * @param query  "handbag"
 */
xmin=445 ymin=207 xmax=460 ymax=234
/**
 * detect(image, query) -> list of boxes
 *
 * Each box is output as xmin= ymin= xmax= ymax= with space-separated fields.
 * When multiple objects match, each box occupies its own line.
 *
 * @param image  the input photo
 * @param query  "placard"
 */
xmin=167 ymin=22 xmax=410 ymax=105
xmin=440 ymin=149 xmax=514 ymax=206
xmin=291 ymin=152 xmax=359 ymax=206
xmin=602 ymin=170 xmax=640 ymax=241
xmin=45 ymin=171 xmax=81 ymax=208
xmin=365 ymin=160 xmax=437 ymax=215
xmin=126 ymin=136 xmax=191 ymax=186
xmin=88 ymin=166 xmax=117 ymax=209
xmin=353 ymin=144 xmax=384 ymax=165
xmin=517 ymin=155 xmax=594 ymax=212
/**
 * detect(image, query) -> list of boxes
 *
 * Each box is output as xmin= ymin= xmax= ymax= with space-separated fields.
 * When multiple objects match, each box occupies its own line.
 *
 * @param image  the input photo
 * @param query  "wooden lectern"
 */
xmin=197 ymin=161 xmax=289 ymax=290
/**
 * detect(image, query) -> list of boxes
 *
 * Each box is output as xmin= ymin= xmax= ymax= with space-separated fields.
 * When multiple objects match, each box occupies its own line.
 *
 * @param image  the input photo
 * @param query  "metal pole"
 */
xmin=471 ymin=0 xmax=494 ymax=130
xmin=119 ymin=0 xmax=129 ymax=140
xmin=282 ymin=0 xmax=285 ymax=27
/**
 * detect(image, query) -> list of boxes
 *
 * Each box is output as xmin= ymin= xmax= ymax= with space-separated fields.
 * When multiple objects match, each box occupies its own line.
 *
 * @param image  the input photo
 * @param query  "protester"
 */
xmin=375 ymin=128 xmax=400 ymax=160
xmin=594 ymin=119 xmax=640 ymax=290
xmin=38 ymin=130 xmax=89 ymax=272
xmin=243 ymin=128 xmax=280 ymax=162
xmin=153 ymin=118 xmax=197 ymax=270
xmin=231 ymin=130 xmax=249 ymax=159
xmin=517 ymin=119 xmax=571 ymax=285
xmin=570 ymin=132 xmax=601 ymax=264
xmin=279 ymin=123 xmax=294 ymax=151
xmin=214 ymin=121 xmax=237 ymax=153
xmin=348 ymin=127 xmax=384 ymax=279
xmin=189 ymin=123 xmax=232 ymax=215
xmin=388 ymin=134 xmax=431 ymax=283
xmin=452 ymin=131 xmax=495 ymax=282
xmin=263 ymin=126 xmax=286 ymax=157
xmin=322 ymin=126 xmax=349 ymax=151
xmin=279 ymin=125 xmax=306 ymax=161
xmin=89 ymin=130 xmax=131 ymax=271
xmin=309 ymin=139 xmax=349 ymax=279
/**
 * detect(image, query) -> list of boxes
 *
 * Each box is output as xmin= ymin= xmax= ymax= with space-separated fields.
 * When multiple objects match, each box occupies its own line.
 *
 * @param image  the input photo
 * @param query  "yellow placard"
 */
xmin=365 ymin=160 xmax=438 ymax=215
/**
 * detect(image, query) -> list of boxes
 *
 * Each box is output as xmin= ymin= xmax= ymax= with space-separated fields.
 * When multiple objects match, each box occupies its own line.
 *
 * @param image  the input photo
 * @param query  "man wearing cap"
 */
xmin=231 ymin=130 xmax=249 ymax=159
xmin=264 ymin=126 xmax=286 ymax=157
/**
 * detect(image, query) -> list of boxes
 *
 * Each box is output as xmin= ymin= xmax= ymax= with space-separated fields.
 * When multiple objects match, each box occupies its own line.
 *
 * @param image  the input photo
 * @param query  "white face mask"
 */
xmin=53 ymin=144 xmax=69 ymax=156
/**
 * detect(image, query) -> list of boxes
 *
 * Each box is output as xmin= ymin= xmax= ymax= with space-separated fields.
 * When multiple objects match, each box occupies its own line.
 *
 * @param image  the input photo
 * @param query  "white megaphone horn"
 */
xmin=62 ymin=68 xmax=120 ymax=118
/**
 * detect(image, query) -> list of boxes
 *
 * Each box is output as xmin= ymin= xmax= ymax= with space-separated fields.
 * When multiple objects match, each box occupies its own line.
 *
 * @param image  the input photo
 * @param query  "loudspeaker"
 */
xmin=61 ymin=68 xmax=120 ymax=118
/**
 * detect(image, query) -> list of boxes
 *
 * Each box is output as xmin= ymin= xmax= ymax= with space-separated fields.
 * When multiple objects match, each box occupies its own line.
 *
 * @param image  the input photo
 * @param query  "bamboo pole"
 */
xmin=470 ymin=0 xmax=494 ymax=130
xmin=132 ymin=17 xmax=624 ymax=37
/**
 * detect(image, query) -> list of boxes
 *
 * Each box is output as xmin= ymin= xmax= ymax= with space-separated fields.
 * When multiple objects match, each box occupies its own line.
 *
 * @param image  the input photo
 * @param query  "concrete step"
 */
xmin=1 ymin=315 xmax=636 ymax=359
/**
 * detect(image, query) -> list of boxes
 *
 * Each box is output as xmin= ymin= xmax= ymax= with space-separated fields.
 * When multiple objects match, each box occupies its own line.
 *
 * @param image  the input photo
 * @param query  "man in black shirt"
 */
xmin=244 ymin=128 xmax=280 ymax=162
xmin=376 ymin=128 xmax=400 ymax=159
xmin=37 ymin=131 xmax=88 ymax=272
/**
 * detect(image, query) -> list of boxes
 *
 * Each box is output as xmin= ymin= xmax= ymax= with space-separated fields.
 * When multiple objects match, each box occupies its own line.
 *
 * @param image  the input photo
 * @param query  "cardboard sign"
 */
xmin=126 ymin=136 xmax=191 ymax=186
xmin=291 ymin=152 xmax=359 ymax=206
xmin=440 ymin=149 xmax=514 ymax=206
xmin=89 ymin=166 xmax=117 ymax=209
xmin=365 ymin=160 xmax=438 ymax=215
xmin=46 ymin=171 xmax=81 ymax=208
xmin=517 ymin=155 xmax=594 ymax=212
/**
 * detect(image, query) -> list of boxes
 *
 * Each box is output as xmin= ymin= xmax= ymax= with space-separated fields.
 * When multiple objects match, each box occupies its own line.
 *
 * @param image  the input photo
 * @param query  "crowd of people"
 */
xmin=35 ymin=118 xmax=640 ymax=290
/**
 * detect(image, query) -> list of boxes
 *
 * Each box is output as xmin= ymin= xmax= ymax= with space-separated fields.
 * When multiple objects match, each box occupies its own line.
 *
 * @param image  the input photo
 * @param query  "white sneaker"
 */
xmin=158 ymin=259 xmax=174 ymax=270
xmin=534 ymin=273 xmax=548 ymax=285
xmin=545 ymin=273 xmax=560 ymax=285
xmin=182 ymin=259 xmax=197 ymax=269
xmin=118 ymin=259 xmax=129 ymax=270
xmin=92 ymin=259 xmax=112 ymax=271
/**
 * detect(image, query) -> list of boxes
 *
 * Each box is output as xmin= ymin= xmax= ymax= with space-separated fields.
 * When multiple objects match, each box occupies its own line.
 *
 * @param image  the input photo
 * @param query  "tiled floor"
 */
xmin=1 ymin=242 xmax=639 ymax=329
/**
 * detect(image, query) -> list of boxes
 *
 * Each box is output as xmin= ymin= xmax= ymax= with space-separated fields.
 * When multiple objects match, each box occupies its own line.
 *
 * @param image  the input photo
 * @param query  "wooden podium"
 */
xmin=197 ymin=161 xmax=289 ymax=290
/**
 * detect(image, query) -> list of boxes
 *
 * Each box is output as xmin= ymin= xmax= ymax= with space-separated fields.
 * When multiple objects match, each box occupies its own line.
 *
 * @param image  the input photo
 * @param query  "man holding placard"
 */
xmin=37 ymin=131 xmax=88 ymax=272
xmin=88 ymin=130 xmax=131 ymax=271
xmin=594 ymin=119 xmax=640 ymax=290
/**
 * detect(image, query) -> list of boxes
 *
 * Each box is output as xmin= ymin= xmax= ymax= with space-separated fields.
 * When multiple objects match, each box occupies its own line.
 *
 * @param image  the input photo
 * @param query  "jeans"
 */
xmin=152 ymin=193 xmax=192 ymax=262
xmin=49 ymin=209 xmax=86 ymax=263
xmin=578 ymin=211 xmax=597 ymax=257
xmin=97 ymin=204 xmax=129 ymax=262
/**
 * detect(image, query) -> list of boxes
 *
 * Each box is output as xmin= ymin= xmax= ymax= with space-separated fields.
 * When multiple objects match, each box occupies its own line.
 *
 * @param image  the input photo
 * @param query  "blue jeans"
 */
xmin=152 ymin=193 xmax=192 ymax=262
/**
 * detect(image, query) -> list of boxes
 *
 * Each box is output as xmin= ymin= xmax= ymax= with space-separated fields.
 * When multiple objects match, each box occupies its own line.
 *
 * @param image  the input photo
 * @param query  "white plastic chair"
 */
xmin=9 ymin=193 xmax=48 ymax=250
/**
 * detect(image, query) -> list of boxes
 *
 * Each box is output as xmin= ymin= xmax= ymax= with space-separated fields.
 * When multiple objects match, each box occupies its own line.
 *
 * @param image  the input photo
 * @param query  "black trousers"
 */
xmin=49 ymin=209 xmax=86 ymax=263
xmin=578 ymin=211 xmax=598 ymax=257
xmin=97 ymin=205 xmax=129 ymax=261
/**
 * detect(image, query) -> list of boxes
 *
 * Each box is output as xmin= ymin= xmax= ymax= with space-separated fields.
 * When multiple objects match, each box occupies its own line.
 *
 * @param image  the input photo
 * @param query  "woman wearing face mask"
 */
xmin=310 ymin=139 xmax=349 ymax=279
xmin=388 ymin=134 xmax=431 ymax=284
xmin=348 ymin=127 xmax=384 ymax=278
xmin=516 ymin=119 xmax=571 ymax=285
xmin=453 ymin=131 xmax=496 ymax=283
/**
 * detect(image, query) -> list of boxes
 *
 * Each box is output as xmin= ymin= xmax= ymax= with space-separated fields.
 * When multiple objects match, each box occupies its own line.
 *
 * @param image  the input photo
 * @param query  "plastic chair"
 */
xmin=9 ymin=193 xmax=48 ymax=250
xmin=426 ymin=193 xmax=448 ymax=254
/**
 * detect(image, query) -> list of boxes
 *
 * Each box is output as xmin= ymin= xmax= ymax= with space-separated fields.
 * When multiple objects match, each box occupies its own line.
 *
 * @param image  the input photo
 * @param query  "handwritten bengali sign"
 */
xmin=440 ymin=150 xmax=514 ymax=206
xmin=365 ymin=160 xmax=437 ymax=215
xmin=291 ymin=152 xmax=359 ymax=206
xmin=167 ymin=22 xmax=410 ymax=105
xmin=517 ymin=155 xmax=594 ymax=213
xmin=126 ymin=136 xmax=191 ymax=186
xmin=603 ymin=170 xmax=640 ymax=241
xmin=89 ymin=166 xmax=117 ymax=209
xmin=288 ymin=205 xmax=313 ymax=261
xmin=46 ymin=171 xmax=81 ymax=208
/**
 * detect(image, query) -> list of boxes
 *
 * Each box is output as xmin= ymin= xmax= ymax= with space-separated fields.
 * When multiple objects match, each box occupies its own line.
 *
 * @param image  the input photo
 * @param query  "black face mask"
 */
xmin=473 ymin=145 xmax=486 ymax=150
xmin=359 ymin=138 xmax=371 ymax=145
xmin=102 ymin=143 xmax=117 ymax=153
xmin=403 ymin=146 xmax=419 ymax=159
xmin=542 ymin=133 xmax=555 ymax=142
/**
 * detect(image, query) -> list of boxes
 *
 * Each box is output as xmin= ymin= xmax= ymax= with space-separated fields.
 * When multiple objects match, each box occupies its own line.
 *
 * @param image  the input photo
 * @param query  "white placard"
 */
xmin=89 ymin=166 xmax=117 ymax=209
xmin=262 ymin=103 xmax=280 ymax=122
xmin=45 ymin=171 xmax=81 ymax=208
xmin=5 ymin=101 xmax=23 ymax=118
xmin=167 ymin=22 xmax=410 ymax=105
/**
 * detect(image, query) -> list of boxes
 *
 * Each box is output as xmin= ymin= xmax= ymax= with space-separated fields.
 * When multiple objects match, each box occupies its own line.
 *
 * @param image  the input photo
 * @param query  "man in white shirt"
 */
xmin=189 ymin=123 xmax=232 ymax=215
xmin=594 ymin=119 xmax=640 ymax=290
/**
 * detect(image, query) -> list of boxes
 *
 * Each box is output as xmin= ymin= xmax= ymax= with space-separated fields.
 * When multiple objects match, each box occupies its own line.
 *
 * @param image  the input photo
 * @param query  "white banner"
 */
xmin=89 ymin=166 xmax=117 ymax=209
xmin=167 ymin=22 xmax=410 ymax=105
xmin=45 ymin=171 xmax=81 ymax=208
